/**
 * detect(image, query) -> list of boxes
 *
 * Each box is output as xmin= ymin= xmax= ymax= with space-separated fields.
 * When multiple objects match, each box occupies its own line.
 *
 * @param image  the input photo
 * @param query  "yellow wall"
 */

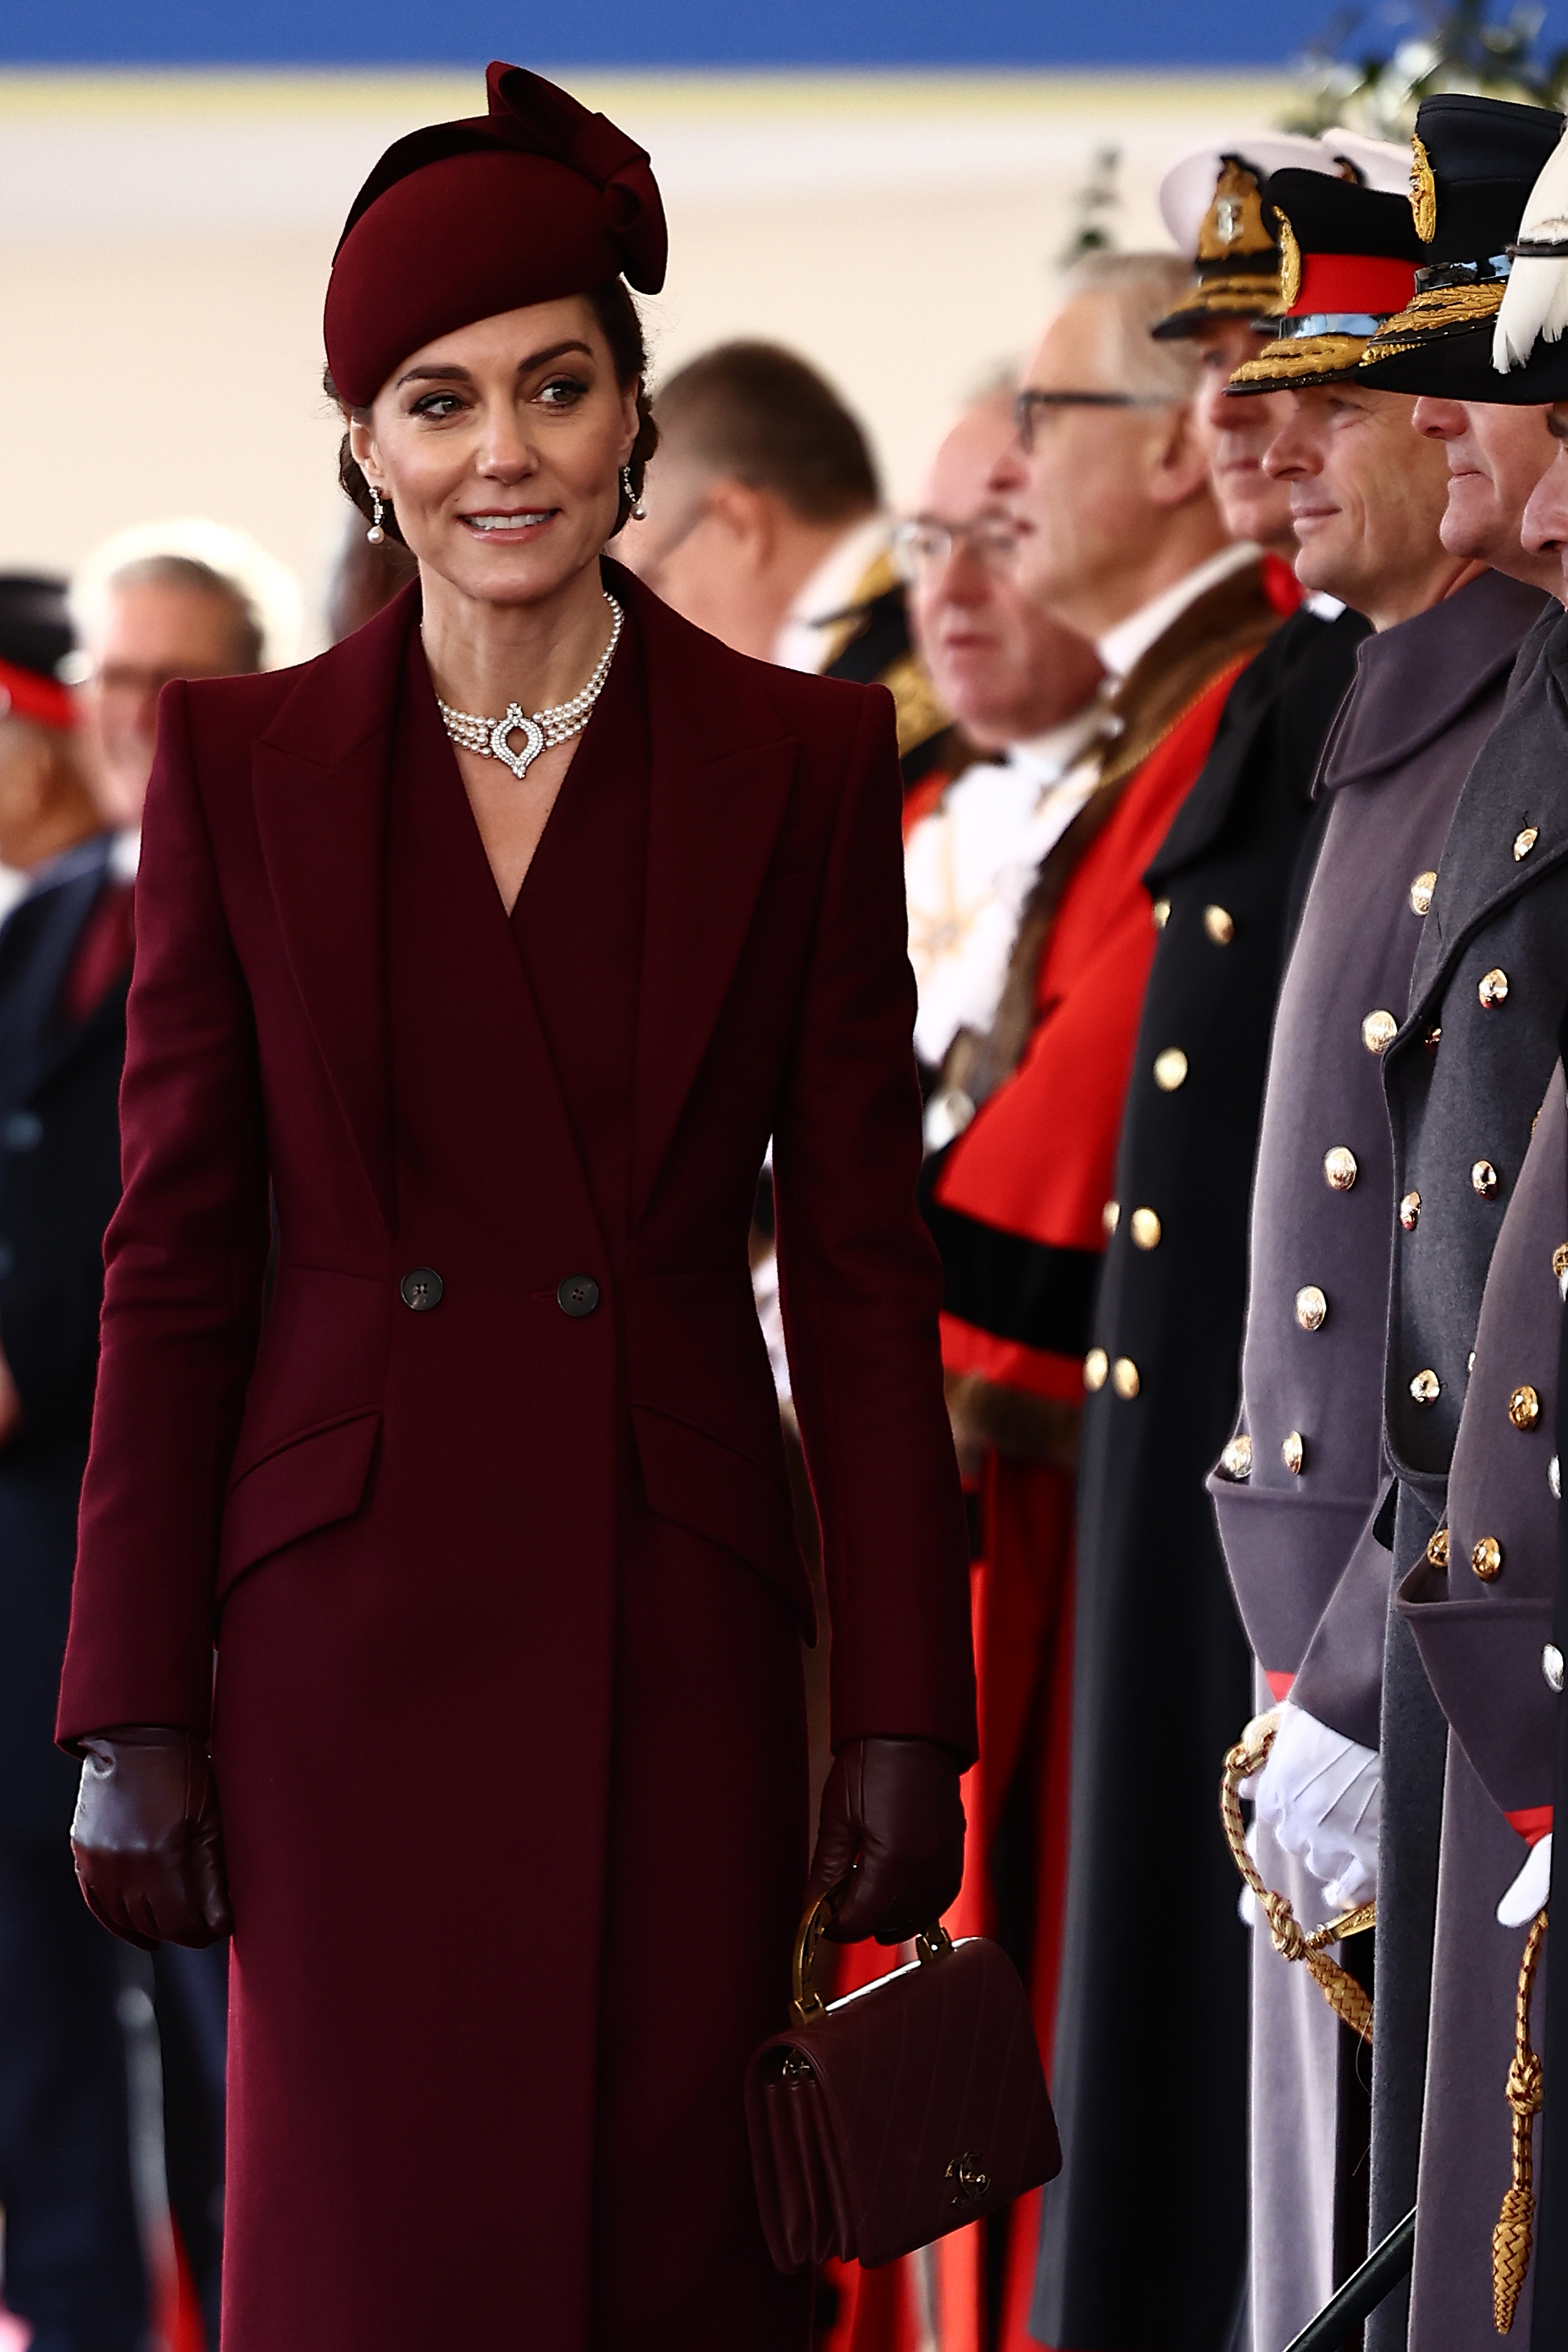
xmin=0 ymin=68 xmax=1292 ymax=645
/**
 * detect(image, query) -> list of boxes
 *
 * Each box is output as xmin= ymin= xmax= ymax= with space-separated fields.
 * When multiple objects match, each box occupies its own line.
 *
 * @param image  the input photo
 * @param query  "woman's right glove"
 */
xmin=70 ymin=1725 xmax=232 ymax=1950
xmin=808 ymin=1734 xmax=966 ymax=1944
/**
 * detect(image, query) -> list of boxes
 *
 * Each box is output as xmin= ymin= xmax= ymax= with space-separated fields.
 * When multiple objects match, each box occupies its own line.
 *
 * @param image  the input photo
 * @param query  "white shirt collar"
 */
xmin=773 ymin=514 xmax=893 ymax=674
xmin=1004 ymin=702 xmax=1115 ymax=787
xmin=1094 ymin=541 xmax=1259 ymax=685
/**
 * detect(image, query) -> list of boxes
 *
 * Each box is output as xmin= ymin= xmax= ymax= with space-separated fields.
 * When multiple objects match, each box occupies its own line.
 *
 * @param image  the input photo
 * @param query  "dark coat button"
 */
xmin=557 ymin=1275 xmax=600 ymax=1318
xmin=400 ymin=1267 xmax=444 ymax=1312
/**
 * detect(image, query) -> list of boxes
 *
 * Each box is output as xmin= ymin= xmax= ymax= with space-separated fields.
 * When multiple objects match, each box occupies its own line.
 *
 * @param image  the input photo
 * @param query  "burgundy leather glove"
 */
xmin=808 ymin=1735 xmax=966 ymax=1944
xmin=70 ymin=1726 xmax=232 ymax=1950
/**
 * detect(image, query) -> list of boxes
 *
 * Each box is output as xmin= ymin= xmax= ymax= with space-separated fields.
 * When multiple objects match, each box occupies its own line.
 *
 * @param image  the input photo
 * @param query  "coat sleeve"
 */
xmin=771 ymin=684 xmax=977 ymax=1761
xmin=56 ymin=684 xmax=272 ymax=1744
xmin=1291 ymin=1498 xmax=1393 ymax=1750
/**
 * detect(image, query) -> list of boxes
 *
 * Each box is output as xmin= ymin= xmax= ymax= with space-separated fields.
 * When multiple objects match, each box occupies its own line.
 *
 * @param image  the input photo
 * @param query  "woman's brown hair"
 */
xmin=326 ymin=279 xmax=658 ymax=549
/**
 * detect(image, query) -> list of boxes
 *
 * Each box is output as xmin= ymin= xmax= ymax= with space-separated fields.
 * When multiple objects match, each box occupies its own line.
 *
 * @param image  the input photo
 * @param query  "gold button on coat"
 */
xmin=1400 ymin=1191 xmax=1421 ymax=1231
xmin=1153 ymin=1047 xmax=1188 ymax=1093
xmin=1551 ymin=1455 xmax=1562 ymax=1501
xmin=1111 ymin=1356 xmax=1140 ymax=1400
xmin=1295 ymin=1285 xmax=1328 ymax=1331
xmin=1545 ymin=1643 xmax=1565 ymax=1693
xmin=1361 ymin=1009 xmax=1398 ymax=1055
xmin=1472 ymin=1159 xmax=1500 ymax=1199
xmin=1472 ymin=1537 xmax=1504 ymax=1582
xmin=1424 ymin=1024 xmax=1441 ymax=1052
xmin=1151 ymin=898 xmax=1170 ymax=931
xmin=1282 ymin=1431 xmax=1306 ymax=1475
xmin=1427 ymin=1526 xmax=1450 ymax=1568
xmin=1130 ymin=1208 xmax=1161 ymax=1250
xmin=1479 ymin=968 xmax=1510 ymax=1009
xmin=1409 ymin=871 xmax=1436 ymax=915
xmin=1553 ymin=1241 xmax=1568 ymax=1292
xmin=1219 ymin=1433 xmax=1252 ymax=1481
xmin=1410 ymin=1367 xmax=1441 ymax=1405
xmin=1102 ymin=1201 xmax=1120 ymax=1235
xmin=1510 ymin=1384 xmax=1541 ymax=1431
xmin=1324 ymin=1147 xmax=1358 ymax=1192
xmin=1203 ymin=904 xmax=1235 ymax=945
xmin=1515 ymin=827 xmax=1539 ymax=862
xmin=1084 ymin=1347 xmax=1109 ymax=1392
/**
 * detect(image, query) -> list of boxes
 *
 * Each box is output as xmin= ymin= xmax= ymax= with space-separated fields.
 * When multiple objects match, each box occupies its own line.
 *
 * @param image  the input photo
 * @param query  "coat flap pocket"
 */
xmin=631 ymin=1402 xmax=813 ymax=1637
xmin=218 ymin=1408 xmax=380 ymax=1603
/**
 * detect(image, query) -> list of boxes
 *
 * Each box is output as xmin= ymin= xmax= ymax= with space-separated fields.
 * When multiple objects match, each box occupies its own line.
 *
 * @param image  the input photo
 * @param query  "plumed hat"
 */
xmin=1152 ymin=130 xmax=1408 ymax=339
xmin=1226 ymin=168 xmax=1425 ymax=395
xmin=1493 ymin=121 xmax=1568 ymax=393
xmin=0 ymin=575 xmax=77 ymax=732
xmin=1355 ymin=94 xmax=1563 ymax=399
xmin=325 ymin=63 xmax=667 ymax=409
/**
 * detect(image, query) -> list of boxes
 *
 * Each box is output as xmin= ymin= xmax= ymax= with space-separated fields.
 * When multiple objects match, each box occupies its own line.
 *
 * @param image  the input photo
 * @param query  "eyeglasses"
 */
xmin=1014 ymin=388 xmax=1177 ymax=452
xmin=891 ymin=516 xmax=1022 ymax=583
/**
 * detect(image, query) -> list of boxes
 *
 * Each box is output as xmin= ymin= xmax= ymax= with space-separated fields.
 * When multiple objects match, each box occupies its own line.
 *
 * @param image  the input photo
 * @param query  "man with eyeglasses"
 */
xmin=895 ymin=387 xmax=1106 ymax=1110
xmin=912 ymin=250 xmax=1285 ymax=2348
xmin=1033 ymin=138 xmax=1391 ymax=2352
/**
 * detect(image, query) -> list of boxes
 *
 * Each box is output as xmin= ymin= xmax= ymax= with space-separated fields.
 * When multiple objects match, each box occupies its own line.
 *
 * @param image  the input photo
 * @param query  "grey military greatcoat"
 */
xmin=1209 ymin=570 xmax=1546 ymax=2349
xmin=1285 ymin=594 xmax=1564 ymax=2352
xmin=1395 ymin=1069 xmax=1561 ymax=2345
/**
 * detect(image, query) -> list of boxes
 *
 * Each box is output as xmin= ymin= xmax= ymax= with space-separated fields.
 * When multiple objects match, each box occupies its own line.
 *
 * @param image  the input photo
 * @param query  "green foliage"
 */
xmin=1284 ymin=0 xmax=1568 ymax=138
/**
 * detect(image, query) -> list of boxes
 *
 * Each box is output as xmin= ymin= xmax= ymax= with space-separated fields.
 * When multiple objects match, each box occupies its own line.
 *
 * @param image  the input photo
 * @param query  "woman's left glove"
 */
xmin=809 ymin=1734 xmax=966 ymax=1944
xmin=70 ymin=1726 xmax=233 ymax=1951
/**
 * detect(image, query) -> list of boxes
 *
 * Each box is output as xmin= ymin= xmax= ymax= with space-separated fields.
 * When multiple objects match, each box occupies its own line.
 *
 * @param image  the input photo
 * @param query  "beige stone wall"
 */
xmin=0 ymin=68 xmax=1292 ymax=648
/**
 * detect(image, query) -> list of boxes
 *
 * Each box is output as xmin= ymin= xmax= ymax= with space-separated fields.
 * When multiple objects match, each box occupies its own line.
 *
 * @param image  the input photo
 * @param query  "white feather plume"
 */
xmin=1495 ymin=127 xmax=1568 ymax=371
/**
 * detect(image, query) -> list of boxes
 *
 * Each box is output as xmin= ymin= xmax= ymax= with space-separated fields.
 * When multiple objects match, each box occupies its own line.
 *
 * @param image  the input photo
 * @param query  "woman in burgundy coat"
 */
xmin=55 ymin=66 xmax=976 ymax=2352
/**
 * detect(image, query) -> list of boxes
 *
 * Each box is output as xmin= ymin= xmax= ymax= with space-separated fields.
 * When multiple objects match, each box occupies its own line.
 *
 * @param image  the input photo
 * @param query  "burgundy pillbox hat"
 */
xmin=324 ymin=61 xmax=667 ymax=408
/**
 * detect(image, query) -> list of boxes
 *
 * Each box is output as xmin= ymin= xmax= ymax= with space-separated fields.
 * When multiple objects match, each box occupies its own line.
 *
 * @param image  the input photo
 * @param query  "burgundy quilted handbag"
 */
xmin=745 ymin=1888 xmax=1061 ymax=2273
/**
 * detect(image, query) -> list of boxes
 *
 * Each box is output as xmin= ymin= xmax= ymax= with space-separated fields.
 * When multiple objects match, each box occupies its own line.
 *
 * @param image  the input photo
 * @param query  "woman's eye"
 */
xmin=537 ymin=375 xmax=589 ymax=409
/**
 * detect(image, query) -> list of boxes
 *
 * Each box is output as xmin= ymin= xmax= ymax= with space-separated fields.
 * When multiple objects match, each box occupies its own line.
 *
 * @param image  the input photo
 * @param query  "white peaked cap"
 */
xmin=70 ymin=518 xmax=303 ymax=673
xmin=1495 ymin=124 xmax=1568 ymax=371
xmin=1158 ymin=127 xmax=1414 ymax=258
xmin=1159 ymin=133 xmax=1338 ymax=256
xmin=1319 ymin=129 xmax=1417 ymax=195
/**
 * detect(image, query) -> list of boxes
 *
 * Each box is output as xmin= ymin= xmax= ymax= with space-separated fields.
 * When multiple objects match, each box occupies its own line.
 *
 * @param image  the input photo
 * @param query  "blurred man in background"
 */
xmin=75 ymin=552 xmax=264 ymax=831
xmin=898 ymin=386 xmax=1105 ymax=1102
xmin=628 ymin=338 xmax=956 ymax=790
xmin=0 ymin=575 xmax=147 ymax=2352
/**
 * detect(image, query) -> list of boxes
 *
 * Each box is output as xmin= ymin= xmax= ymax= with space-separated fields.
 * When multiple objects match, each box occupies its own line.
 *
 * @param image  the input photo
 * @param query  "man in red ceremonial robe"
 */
xmin=825 ymin=251 xmax=1288 ymax=2352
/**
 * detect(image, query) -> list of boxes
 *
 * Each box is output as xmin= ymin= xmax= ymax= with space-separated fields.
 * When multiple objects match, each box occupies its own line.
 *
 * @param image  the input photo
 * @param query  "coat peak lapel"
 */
xmin=252 ymin=591 xmax=414 ymax=1232
xmin=623 ymin=575 xmax=795 ymax=1217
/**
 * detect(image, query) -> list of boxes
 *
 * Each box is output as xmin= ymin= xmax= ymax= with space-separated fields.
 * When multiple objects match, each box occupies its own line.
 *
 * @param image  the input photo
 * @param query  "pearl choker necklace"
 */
xmin=432 ymin=592 xmax=623 ymax=781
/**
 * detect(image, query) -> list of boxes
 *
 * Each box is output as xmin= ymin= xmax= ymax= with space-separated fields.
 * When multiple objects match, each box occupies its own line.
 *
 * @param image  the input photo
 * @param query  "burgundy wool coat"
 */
xmin=55 ymin=566 xmax=977 ymax=2352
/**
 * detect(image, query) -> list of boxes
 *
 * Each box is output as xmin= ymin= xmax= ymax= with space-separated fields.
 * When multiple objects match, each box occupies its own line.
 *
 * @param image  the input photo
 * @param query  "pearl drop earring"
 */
xmin=367 ymin=488 xmax=386 ymax=546
xmin=621 ymin=464 xmax=647 ymax=523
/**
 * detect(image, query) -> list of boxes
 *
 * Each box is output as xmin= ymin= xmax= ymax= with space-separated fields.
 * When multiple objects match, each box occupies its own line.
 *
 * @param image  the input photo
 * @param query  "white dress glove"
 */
xmin=1242 ymin=1700 xmax=1380 ymax=1912
xmin=1497 ymin=1831 xmax=1553 ymax=1927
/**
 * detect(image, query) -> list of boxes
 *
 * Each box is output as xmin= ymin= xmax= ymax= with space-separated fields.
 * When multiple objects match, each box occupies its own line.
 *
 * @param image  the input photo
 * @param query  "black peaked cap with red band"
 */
xmin=325 ymin=63 xmax=667 ymax=409
xmin=1358 ymin=93 xmax=1567 ymax=400
xmin=1227 ymin=169 xmax=1426 ymax=395
xmin=0 ymin=575 xmax=77 ymax=733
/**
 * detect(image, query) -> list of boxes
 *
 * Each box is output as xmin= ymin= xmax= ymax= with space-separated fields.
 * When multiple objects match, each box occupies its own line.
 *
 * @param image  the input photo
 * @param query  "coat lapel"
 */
xmin=252 ymin=587 xmax=414 ymax=1233
xmin=623 ymin=575 xmax=796 ymax=1219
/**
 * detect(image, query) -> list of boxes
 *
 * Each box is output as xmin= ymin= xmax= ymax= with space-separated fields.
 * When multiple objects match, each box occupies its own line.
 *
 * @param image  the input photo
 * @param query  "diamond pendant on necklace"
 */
xmin=490 ymin=708 xmax=546 ymax=780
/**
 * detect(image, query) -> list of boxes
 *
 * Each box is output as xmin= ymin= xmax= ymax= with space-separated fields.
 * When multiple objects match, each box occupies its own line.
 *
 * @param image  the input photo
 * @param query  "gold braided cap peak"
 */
xmin=1359 ymin=277 xmax=1507 ymax=366
xmin=1160 ymin=274 xmax=1284 ymax=323
xmin=1229 ymin=331 xmax=1372 ymax=391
